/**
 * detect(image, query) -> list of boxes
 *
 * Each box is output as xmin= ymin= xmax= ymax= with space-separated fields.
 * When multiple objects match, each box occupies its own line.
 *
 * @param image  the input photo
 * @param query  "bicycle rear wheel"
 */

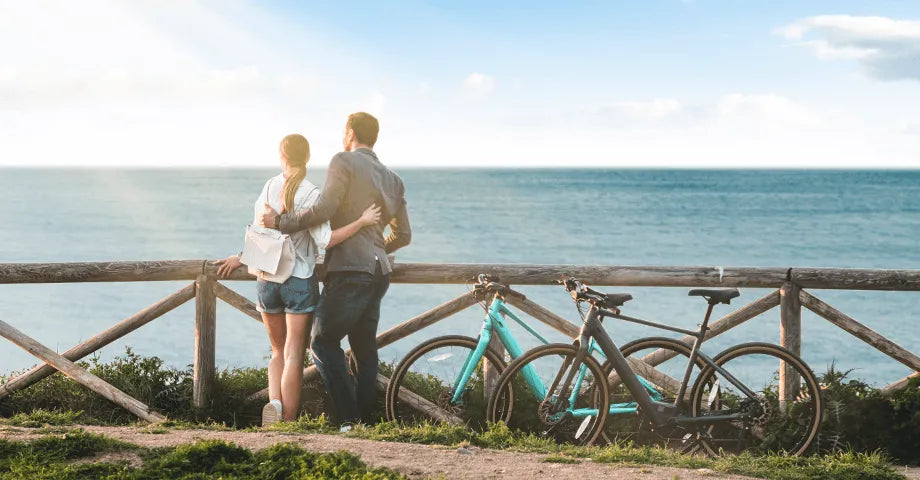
xmin=487 ymin=343 xmax=609 ymax=445
xmin=386 ymin=335 xmax=508 ymax=429
xmin=689 ymin=342 xmax=822 ymax=456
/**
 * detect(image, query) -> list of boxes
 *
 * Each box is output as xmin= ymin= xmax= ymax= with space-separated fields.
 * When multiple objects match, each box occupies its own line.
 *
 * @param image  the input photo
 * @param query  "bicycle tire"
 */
xmin=487 ymin=343 xmax=609 ymax=445
xmin=385 ymin=335 xmax=508 ymax=428
xmin=688 ymin=342 xmax=823 ymax=456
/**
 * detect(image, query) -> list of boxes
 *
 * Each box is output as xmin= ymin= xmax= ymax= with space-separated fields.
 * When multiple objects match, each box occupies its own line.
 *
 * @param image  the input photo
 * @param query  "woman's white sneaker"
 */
xmin=262 ymin=399 xmax=283 ymax=427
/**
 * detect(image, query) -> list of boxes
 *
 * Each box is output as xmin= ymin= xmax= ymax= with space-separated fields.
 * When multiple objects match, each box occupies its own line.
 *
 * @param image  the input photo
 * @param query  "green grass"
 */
xmin=0 ymin=432 xmax=405 ymax=480
xmin=338 ymin=421 xmax=901 ymax=480
xmin=1 ymin=349 xmax=916 ymax=479
xmin=0 ymin=418 xmax=905 ymax=480
xmin=541 ymin=455 xmax=581 ymax=464
xmin=0 ymin=409 xmax=86 ymax=428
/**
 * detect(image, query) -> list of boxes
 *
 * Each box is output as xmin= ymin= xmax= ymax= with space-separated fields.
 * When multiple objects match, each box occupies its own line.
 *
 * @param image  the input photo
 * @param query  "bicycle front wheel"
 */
xmin=689 ymin=342 xmax=823 ymax=456
xmin=487 ymin=343 xmax=609 ymax=445
xmin=385 ymin=335 xmax=508 ymax=429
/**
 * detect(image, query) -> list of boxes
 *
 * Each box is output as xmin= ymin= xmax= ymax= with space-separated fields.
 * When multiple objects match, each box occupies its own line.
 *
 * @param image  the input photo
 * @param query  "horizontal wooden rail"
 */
xmin=3 ymin=260 xmax=920 ymax=290
xmin=0 ymin=260 xmax=207 ymax=284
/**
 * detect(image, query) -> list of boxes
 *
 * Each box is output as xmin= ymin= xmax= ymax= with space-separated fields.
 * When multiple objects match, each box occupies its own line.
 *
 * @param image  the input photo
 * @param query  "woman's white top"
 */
xmin=251 ymin=173 xmax=331 ymax=280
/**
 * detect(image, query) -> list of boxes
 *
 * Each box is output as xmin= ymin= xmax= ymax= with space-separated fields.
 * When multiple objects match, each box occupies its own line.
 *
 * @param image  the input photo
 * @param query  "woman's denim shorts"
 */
xmin=256 ymin=275 xmax=319 ymax=315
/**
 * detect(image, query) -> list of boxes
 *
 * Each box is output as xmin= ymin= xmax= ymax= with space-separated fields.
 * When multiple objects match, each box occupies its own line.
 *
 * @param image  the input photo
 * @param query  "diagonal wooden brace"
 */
xmin=0 ymin=283 xmax=195 ymax=400
xmin=800 ymin=289 xmax=920 ymax=374
xmin=0 ymin=319 xmax=166 ymax=423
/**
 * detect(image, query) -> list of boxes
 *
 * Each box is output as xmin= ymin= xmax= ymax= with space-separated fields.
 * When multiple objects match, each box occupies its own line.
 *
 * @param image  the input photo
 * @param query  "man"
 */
xmin=261 ymin=112 xmax=411 ymax=429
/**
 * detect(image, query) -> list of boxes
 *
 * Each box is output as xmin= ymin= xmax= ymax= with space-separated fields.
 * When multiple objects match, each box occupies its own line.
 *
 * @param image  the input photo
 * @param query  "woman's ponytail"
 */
xmin=279 ymin=134 xmax=310 ymax=213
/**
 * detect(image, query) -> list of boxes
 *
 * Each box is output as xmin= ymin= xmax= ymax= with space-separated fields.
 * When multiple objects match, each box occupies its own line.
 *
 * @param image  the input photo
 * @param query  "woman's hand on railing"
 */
xmin=214 ymin=255 xmax=243 ymax=279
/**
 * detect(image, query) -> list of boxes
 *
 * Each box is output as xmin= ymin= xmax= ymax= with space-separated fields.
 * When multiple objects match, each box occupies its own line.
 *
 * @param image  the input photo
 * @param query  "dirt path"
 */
xmin=0 ymin=424 xmax=757 ymax=479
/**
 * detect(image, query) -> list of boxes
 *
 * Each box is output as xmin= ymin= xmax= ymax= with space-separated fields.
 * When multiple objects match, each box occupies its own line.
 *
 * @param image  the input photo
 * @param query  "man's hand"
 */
xmin=259 ymin=203 xmax=279 ymax=229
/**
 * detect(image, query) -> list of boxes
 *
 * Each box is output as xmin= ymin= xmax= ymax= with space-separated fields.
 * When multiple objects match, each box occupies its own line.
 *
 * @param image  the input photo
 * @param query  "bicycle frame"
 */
xmin=450 ymin=292 xmax=661 ymax=415
xmin=554 ymin=302 xmax=761 ymax=428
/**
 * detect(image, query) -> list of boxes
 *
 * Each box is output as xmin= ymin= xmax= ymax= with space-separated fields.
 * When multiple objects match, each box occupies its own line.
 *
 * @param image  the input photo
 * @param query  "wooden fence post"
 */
xmin=780 ymin=281 xmax=802 ymax=408
xmin=194 ymin=272 xmax=217 ymax=410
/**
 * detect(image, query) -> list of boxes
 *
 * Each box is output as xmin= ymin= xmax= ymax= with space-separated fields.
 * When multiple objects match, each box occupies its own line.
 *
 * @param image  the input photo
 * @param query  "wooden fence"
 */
xmin=1 ymin=260 xmax=919 ymax=423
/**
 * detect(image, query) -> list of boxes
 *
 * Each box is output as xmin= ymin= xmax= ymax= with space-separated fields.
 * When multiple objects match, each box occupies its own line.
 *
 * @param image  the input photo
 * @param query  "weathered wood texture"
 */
xmin=7 ymin=260 xmax=920 ymax=290
xmin=389 ymin=264 xmax=790 ymax=287
xmin=624 ymin=357 xmax=685 ymax=397
xmin=375 ymin=373 xmax=462 ymax=424
xmin=374 ymin=291 xmax=480 ymax=349
xmin=0 ymin=283 xmax=195 ymax=400
xmin=0 ymin=260 xmax=206 ymax=284
xmin=193 ymin=274 xmax=217 ymax=410
xmin=504 ymin=295 xmax=580 ymax=338
xmin=0 ymin=319 xmax=165 ymax=422
xmin=883 ymin=372 xmax=920 ymax=395
xmin=780 ymin=282 xmax=803 ymax=404
xmin=791 ymin=268 xmax=920 ymax=291
xmin=482 ymin=323 xmax=504 ymax=403
xmin=214 ymin=282 xmax=261 ymax=322
xmin=248 ymin=291 xmax=480 ymax=402
xmin=800 ymin=290 xmax=920 ymax=374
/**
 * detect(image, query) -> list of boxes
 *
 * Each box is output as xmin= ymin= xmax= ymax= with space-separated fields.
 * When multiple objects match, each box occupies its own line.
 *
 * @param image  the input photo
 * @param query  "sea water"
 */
xmin=1 ymin=169 xmax=918 ymax=386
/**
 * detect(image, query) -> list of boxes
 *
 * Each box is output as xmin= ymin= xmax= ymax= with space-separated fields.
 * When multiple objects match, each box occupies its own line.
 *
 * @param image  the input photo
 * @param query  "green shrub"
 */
xmin=818 ymin=366 xmax=920 ymax=463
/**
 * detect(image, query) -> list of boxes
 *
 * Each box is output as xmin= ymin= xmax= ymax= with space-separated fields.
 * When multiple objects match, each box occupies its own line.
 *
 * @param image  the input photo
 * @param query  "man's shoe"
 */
xmin=262 ymin=399 xmax=283 ymax=427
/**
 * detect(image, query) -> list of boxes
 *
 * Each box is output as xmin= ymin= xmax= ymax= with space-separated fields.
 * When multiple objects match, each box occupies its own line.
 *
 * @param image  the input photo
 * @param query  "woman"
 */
xmin=215 ymin=133 xmax=380 ymax=425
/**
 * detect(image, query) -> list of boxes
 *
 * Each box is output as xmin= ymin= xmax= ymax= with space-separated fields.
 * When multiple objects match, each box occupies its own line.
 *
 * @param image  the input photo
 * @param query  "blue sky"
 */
xmin=1 ymin=0 xmax=918 ymax=167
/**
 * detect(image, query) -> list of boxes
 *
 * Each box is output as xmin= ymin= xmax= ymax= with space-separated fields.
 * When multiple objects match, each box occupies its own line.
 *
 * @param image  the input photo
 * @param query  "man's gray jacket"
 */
xmin=277 ymin=148 xmax=411 ymax=275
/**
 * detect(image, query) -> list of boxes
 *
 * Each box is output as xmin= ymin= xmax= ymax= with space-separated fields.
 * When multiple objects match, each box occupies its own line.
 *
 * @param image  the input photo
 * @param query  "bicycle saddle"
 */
xmin=583 ymin=286 xmax=632 ymax=307
xmin=688 ymin=288 xmax=740 ymax=305
xmin=602 ymin=293 xmax=633 ymax=307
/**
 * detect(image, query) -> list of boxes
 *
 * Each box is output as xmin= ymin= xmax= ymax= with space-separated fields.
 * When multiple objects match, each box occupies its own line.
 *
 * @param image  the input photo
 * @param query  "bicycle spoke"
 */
xmin=689 ymin=343 xmax=822 ymax=456
xmin=388 ymin=336 xmax=508 ymax=429
xmin=489 ymin=344 xmax=608 ymax=445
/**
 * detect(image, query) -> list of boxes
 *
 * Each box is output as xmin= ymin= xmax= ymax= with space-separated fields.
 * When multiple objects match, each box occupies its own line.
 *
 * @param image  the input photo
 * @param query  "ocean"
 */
xmin=1 ymin=169 xmax=919 ymax=386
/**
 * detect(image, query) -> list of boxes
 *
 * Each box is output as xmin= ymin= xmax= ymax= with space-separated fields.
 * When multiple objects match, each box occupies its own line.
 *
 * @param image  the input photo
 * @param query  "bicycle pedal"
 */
xmin=707 ymin=380 xmax=721 ymax=409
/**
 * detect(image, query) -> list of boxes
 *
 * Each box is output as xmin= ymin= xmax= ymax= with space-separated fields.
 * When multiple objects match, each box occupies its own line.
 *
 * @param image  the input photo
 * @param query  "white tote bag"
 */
xmin=241 ymin=225 xmax=295 ymax=283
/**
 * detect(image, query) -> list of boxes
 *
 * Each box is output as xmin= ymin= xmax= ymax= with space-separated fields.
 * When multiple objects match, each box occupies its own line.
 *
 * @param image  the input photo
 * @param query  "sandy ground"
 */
xmin=3 ymin=425 xmax=918 ymax=480
xmin=0 ymin=424 xmax=759 ymax=480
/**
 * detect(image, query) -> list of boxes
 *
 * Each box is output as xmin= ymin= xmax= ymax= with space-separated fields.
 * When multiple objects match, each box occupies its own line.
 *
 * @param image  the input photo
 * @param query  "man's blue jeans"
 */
xmin=310 ymin=263 xmax=390 ymax=424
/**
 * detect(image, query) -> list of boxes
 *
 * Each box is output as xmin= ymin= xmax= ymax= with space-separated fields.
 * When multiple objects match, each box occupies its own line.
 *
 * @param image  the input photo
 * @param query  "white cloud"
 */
xmin=897 ymin=120 xmax=920 ymax=135
xmin=777 ymin=15 xmax=920 ymax=81
xmin=601 ymin=98 xmax=682 ymax=120
xmin=715 ymin=93 xmax=821 ymax=127
xmin=462 ymin=73 xmax=495 ymax=99
xmin=0 ymin=66 xmax=272 ymax=110
xmin=417 ymin=82 xmax=433 ymax=97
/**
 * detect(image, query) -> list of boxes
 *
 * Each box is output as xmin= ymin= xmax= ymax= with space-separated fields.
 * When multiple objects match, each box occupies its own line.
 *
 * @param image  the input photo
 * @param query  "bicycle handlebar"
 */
xmin=558 ymin=276 xmax=610 ymax=305
xmin=474 ymin=274 xmax=525 ymax=300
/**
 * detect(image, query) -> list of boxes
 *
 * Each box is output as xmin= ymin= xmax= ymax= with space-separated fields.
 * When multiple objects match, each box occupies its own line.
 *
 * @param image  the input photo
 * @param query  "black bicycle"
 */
xmin=487 ymin=278 xmax=822 ymax=456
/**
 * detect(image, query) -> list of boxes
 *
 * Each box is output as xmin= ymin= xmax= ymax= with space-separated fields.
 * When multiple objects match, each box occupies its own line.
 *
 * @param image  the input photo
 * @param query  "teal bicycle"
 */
xmin=384 ymin=275 xmax=682 ymax=443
